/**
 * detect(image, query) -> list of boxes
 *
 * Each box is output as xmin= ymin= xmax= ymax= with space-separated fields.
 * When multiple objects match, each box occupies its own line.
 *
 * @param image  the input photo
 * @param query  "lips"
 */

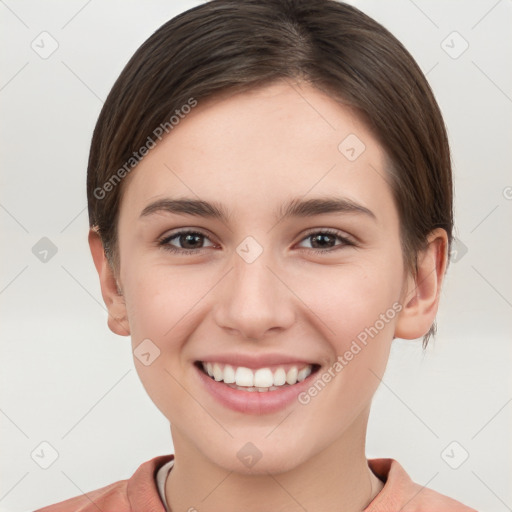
xmin=194 ymin=356 xmax=320 ymax=414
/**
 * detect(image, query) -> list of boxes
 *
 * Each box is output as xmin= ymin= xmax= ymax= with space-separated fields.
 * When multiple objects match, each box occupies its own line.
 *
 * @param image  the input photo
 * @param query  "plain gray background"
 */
xmin=1 ymin=1 xmax=511 ymax=510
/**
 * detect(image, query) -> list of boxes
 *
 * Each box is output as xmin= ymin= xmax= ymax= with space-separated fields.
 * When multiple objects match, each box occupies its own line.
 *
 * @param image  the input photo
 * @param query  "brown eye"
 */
xmin=158 ymin=230 xmax=215 ymax=254
xmin=297 ymin=229 xmax=355 ymax=254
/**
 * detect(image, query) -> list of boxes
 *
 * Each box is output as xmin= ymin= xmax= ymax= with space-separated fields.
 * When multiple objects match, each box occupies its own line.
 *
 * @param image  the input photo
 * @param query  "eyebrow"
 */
xmin=139 ymin=196 xmax=376 ymax=223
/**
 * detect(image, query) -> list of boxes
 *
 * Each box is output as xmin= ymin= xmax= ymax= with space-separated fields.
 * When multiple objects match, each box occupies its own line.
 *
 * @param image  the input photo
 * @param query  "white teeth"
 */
xmin=213 ymin=363 xmax=223 ymax=381
xmin=223 ymin=364 xmax=235 ymax=384
xmin=273 ymin=368 xmax=287 ymax=386
xmin=286 ymin=367 xmax=298 ymax=385
xmin=201 ymin=362 xmax=315 ymax=390
xmin=224 ymin=384 xmax=281 ymax=392
xmin=297 ymin=366 xmax=312 ymax=382
xmin=235 ymin=366 xmax=254 ymax=387
xmin=254 ymin=368 xmax=274 ymax=387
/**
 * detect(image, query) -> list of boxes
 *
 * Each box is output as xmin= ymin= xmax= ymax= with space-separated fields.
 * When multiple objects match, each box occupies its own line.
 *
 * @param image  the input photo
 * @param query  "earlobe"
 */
xmin=394 ymin=229 xmax=449 ymax=340
xmin=88 ymin=228 xmax=131 ymax=337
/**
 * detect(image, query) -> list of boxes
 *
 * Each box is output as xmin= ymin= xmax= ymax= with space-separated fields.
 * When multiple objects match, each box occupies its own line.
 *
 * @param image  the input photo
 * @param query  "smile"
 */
xmin=197 ymin=361 xmax=320 ymax=392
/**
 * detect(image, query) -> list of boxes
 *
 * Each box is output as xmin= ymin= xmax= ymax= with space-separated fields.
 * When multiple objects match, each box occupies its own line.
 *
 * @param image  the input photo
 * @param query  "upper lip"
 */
xmin=196 ymin=352 xmax=320 ymax=370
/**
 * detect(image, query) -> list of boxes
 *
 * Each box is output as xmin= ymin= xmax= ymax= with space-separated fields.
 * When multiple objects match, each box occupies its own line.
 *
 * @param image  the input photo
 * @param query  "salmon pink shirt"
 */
xmin=33 ymin=454 xmax=477 ymax=511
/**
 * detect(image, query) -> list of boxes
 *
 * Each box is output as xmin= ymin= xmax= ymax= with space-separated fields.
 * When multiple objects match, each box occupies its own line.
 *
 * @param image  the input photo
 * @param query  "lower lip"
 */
xmin=194 ymin=363 xmax=319 ymax=415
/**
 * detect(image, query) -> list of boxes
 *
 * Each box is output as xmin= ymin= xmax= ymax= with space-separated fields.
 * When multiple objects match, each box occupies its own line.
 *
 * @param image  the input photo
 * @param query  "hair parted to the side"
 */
xmin=87 ymin=0 xmax=453 ymax=347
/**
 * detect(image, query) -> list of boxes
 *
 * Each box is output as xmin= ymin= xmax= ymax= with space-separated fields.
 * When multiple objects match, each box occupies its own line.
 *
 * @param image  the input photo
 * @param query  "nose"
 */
xmin=213 ymin=248 xmax=296 ymax=341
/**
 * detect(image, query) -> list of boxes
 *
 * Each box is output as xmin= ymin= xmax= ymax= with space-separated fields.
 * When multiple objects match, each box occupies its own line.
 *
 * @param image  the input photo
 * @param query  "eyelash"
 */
xmin=157 ymin=228 xmax=356 ymax=256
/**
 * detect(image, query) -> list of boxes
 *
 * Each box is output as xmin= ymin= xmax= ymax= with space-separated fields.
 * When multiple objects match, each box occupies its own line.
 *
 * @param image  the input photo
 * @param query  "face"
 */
xmin=112 ymin=81 xmax=411 ymax=474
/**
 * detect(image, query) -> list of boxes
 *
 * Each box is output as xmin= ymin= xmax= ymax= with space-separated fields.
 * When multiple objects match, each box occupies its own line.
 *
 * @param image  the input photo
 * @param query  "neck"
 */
xmin=165 ymin=409 xmax=383 ymax=512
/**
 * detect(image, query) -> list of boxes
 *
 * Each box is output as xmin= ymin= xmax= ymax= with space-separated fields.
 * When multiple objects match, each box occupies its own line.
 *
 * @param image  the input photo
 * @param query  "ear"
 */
xmin=394 ymin=228 xmax=449 ymax=340
xmin=88 ymin=227 xmax=130 ymax=336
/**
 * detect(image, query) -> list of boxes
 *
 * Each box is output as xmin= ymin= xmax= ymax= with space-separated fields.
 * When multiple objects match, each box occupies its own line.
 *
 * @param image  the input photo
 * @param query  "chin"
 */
xmin=202 ymin=438 xmax=312 ymax=476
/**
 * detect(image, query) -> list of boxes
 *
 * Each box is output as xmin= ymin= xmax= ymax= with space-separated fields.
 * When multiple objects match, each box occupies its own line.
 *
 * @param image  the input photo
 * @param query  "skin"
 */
xmin=89 ymin=80 xmax=448 ymax=512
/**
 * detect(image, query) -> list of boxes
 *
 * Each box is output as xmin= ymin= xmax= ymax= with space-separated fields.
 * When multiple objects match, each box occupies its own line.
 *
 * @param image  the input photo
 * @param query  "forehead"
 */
xmin=118 ymin=81 xmax=396 ymax=228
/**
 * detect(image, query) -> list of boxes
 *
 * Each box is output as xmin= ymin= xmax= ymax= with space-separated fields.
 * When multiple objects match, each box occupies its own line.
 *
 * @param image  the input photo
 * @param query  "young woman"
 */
xmin=36 ymin=0 xmax=477 ymax=510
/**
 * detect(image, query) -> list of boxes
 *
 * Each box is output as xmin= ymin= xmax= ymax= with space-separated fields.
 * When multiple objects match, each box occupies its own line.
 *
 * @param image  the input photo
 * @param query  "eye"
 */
xmin=158 ymin=230 xmax=216 ymax=254
xmin=157 ymin=228 xmax=356 ymax=256
xmin=297 ymin=228 xmax=355 ymax=254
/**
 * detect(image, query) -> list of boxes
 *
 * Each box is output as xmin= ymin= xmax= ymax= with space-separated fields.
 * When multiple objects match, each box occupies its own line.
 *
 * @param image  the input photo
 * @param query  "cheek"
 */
xmin=292 ymin=265 xmax=399 ymax=435
xmin=300 ymin=258 xmax=402 ymax=350
xmin=296 ymin=253 xmax=403 ymax=418
xmin=122 ymin=264 xmax=205 ymax=418
xmin=123 ymin=263 xmax=207 ymax=340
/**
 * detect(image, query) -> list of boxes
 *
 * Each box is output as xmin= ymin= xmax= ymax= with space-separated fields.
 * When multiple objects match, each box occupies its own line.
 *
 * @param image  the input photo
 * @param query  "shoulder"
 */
xmin=33 ymin=454 xmax=174 ymax=512
xmin=33 ymin=480 xmax=129 ymax=512
xmin=365 ymin=458 xmax=478 ymax=512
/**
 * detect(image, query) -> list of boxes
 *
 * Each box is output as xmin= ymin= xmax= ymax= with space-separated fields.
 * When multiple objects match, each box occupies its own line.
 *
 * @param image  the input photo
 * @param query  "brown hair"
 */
xmin=87 ymin=0 xmax=453 ymax=346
